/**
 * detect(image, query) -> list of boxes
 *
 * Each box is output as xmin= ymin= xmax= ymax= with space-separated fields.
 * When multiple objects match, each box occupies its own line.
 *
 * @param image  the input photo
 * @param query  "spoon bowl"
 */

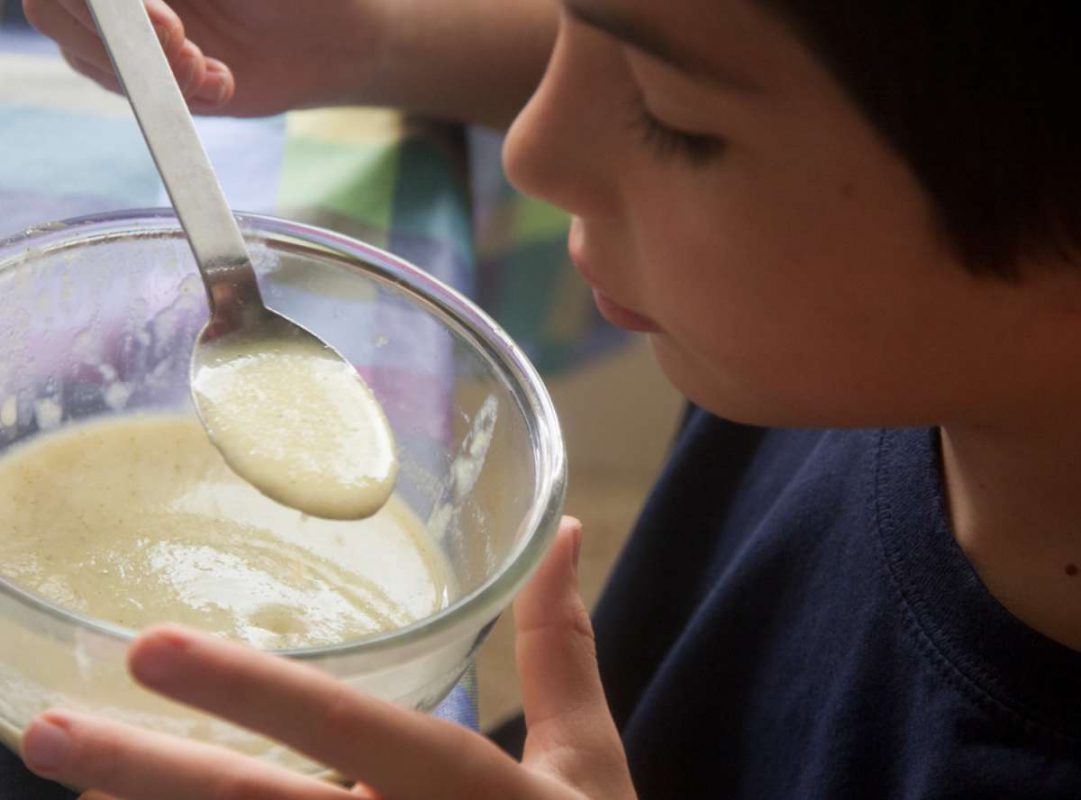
xmin=190 ymin=313 xmax=399 ymax=519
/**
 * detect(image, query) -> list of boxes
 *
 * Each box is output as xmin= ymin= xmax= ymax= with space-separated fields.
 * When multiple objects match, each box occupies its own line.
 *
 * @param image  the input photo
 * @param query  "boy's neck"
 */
xmin=941 ymin=420 xmax=1081 ymax=651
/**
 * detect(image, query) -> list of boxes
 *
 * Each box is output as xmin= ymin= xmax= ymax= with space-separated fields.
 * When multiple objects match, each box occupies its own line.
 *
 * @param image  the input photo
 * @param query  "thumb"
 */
xmin=514 ymin=517 xmax=634 ymax=795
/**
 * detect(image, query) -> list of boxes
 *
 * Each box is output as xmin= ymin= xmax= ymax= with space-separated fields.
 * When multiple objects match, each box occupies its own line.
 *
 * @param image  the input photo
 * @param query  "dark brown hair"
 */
xmin=761 ymin=1 xmax=1081 ymax=278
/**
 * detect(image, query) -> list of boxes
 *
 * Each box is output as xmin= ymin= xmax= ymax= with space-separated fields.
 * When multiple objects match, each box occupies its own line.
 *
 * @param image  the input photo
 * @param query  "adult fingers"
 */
xmin=126 ymin=626 xmax=535 ymax=799
xmin=22 ymin=709 xmax=358 ymax=800
xmin=515 ymin=517 xmax=635 ymax=795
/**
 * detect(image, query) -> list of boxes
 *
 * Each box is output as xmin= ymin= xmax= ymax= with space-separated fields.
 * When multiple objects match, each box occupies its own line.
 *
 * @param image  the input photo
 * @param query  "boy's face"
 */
xmin=504 ymin=0 xmax=1077 ymax=428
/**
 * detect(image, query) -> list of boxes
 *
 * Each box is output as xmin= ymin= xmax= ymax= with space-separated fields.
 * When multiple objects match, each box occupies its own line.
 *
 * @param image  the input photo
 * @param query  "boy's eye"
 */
xmin=629 ymin=101 xmax=725 ymax=166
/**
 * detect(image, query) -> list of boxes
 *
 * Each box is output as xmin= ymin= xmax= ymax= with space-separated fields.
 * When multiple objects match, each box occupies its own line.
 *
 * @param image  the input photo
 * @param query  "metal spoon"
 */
xmin=86 ymin=0 xmax=398 ymax=518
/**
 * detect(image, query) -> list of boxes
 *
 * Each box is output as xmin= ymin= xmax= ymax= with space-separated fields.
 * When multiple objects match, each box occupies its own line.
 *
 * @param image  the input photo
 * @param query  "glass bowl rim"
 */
xmin=0 ymin=208 xmax=567 ymax=661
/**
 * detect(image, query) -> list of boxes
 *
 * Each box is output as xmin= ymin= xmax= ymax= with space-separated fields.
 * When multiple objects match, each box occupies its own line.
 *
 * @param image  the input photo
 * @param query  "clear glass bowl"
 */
xmin=0 ymin=210 xmax=565 ymax=773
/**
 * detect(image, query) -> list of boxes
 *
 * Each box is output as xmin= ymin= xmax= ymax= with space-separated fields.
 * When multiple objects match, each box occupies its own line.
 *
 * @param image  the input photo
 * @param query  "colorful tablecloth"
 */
xmin=0 ymin=14 xmax=625 ymax=374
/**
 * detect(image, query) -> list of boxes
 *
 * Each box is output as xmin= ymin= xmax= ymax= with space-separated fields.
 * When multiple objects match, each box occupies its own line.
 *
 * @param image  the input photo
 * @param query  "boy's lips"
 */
xmin=591 ymin=289 xmax=662 ymax=333
xmin=568 ymin=232 xmax=661 ymax=333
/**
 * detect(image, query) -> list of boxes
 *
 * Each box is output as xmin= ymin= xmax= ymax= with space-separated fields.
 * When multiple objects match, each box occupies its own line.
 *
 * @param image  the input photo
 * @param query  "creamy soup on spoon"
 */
xmin=190 ymin=331 xmax=398 ymax=521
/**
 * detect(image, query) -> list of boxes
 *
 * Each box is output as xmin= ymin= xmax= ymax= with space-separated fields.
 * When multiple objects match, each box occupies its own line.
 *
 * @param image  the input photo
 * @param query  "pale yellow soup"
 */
xmin=0 ymin=414 xmax=450 ymax=649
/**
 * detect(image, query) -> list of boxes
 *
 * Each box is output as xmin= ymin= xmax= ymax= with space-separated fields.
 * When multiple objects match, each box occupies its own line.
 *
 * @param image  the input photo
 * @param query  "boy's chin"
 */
xmin=646 ymin=335 xmax=778 ymax=425
xmin=649 ymin=337 xmax=950 ymax=429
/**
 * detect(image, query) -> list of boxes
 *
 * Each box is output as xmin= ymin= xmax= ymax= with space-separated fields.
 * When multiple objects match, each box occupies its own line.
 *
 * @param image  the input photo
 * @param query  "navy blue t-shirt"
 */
xmin=6 ymin=409 xmax=1081 ymax=797
xmin=498 ymin=408 xmax=1081 ymax=797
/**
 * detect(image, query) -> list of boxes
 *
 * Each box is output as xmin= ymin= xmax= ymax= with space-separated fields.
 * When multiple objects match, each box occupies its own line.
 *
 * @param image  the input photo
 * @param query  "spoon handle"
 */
xmin=86 ymin=0 xmax=265 ymax=333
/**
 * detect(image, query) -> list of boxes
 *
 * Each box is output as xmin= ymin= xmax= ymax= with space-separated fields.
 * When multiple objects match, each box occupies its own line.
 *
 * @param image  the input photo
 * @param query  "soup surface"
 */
xmin=0 ymin=415 xmax=449 ymax=649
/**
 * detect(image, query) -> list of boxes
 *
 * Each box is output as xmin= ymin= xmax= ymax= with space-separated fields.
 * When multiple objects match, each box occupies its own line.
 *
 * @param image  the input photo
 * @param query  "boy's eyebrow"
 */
xmin=563 ymin=0 xmax=760 ymax=92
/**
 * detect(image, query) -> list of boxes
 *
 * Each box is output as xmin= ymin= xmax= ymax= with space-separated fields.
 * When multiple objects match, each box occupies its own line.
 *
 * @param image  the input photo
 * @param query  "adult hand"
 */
xmin=22 ymin=0 xmax=389 ymax=115
xmin=21 ymin=517 xmax=638 ymax=799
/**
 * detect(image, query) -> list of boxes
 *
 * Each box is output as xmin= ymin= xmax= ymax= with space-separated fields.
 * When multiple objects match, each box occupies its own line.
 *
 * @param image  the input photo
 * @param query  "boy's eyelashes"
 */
xmin=628 ymin=99 xmax=726 ymax=166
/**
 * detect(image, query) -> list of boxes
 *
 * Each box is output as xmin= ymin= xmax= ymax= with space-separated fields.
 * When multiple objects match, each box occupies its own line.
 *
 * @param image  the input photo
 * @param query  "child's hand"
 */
xmin=21 ymin=518 xmax=638 ymax=800
xmin=21 ymin=0 xmax=390 ymax=116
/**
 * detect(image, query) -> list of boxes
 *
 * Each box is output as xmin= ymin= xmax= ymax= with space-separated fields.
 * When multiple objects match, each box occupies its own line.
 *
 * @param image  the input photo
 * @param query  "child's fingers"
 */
xmin=61 ymin=50 xmax=122 ymax=93
xmin=514 ymin=517 xmax=635 ymax=794
xmin=141 ymin=0 xmax=186 ymax=54
xmin=515 ymin=518 xmax=598 ymax=736
xmin=62 ymin=0 xmax=187 ymax=59
xmin=74 ymin=776 xmax=381 ymax=800
xmin=22 ymin=710 xmax=357 ymax=800
xmin=173 ymin=38 xmax=206 ymax=93
xmin=125 ymin=626 xmax=531 ymax=799
xmin=24 ymin=0 xmax=114 ymax=72
xmin=56 ymin=0 xmax=96 ymax=34
xmin=27 ymin=0 xmax=217 ymax=101
xmin=67 ymin=35 xmax=200 ymax=96
xmin=61 ymin=47 xmax=230 ymax=115
xmin=188 ymin=57 xmax=235 ymax=111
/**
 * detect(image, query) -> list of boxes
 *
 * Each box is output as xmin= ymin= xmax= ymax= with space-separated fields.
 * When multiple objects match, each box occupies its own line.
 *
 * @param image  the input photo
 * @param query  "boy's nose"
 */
xmin=503 ymin=26 xmax=618 ymax=219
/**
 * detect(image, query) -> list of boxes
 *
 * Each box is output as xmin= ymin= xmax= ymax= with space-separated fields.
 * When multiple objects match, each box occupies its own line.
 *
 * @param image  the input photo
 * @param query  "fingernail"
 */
xmin=131 ymin=628 xmax=189 ymax=687
xmin=570 ymin=525 xmax=583 ymax=574
xmin=23 ymin=717 xmax=71 ymax=774
xmin=192 ymin=74 xmax=229 ymax=106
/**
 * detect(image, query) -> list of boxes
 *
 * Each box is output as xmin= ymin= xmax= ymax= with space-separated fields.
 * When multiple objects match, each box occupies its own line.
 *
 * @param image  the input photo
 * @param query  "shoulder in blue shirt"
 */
xmin=589 ymin=407 xmax=1081 ymax=798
